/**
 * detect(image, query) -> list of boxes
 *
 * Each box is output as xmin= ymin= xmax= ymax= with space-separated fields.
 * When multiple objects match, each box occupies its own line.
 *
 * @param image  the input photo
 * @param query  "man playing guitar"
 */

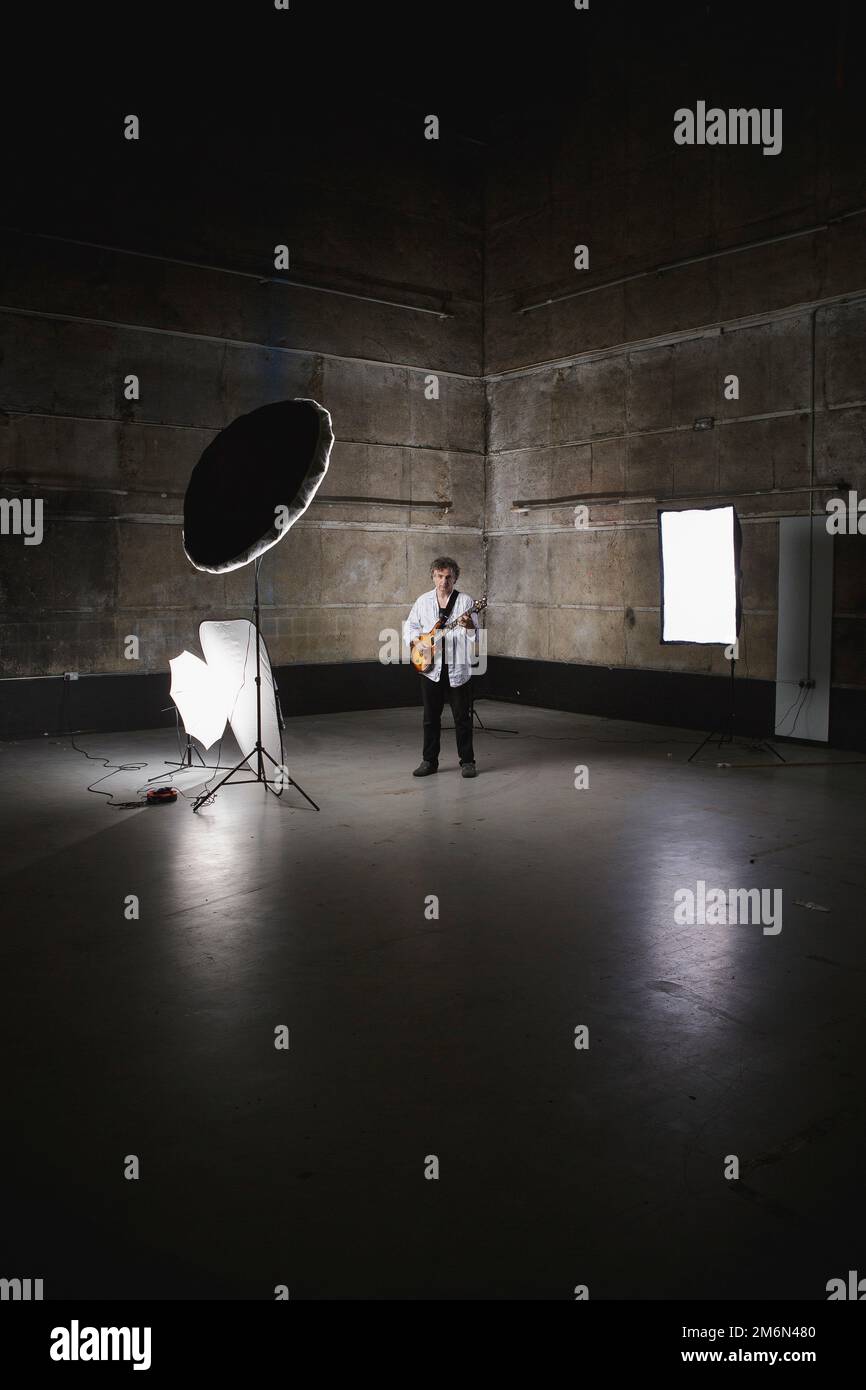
xmin=405 ymin=557 xmax=480 ymax=778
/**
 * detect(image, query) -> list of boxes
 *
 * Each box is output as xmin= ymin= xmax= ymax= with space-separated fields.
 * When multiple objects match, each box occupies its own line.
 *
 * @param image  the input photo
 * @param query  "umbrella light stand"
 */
xmin=190 ymin=559 xmax=319 ymax=813
xmin=163 ymin=648 xmax=236 ymax=786
xmin=147 ymin=732 xmax=236 ymax=783
xmin=178 ymin=399 xmax=334 ymax=815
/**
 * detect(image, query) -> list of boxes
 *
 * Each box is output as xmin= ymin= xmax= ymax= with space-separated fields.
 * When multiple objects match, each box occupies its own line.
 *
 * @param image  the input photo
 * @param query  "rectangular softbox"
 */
xmin=658 ymin=505 xmax=742 ymax=645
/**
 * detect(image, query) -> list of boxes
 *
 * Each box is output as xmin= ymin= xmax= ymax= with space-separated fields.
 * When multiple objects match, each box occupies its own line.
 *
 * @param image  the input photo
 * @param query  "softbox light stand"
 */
xmin=687 ymin=657 xmax=785 ymax=764
xmin=192 ymin=559 xmax=319 ymax=812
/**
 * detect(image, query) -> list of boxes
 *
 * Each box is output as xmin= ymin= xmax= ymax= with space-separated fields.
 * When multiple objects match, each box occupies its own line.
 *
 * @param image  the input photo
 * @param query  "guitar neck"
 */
xmin=443 ymin=608 xmax=478 ymax=631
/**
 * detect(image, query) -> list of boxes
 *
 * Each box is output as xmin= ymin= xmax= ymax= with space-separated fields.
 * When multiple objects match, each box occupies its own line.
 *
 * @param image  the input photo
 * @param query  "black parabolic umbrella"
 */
xmin=183 ymin=397 xmax=334 ymax=573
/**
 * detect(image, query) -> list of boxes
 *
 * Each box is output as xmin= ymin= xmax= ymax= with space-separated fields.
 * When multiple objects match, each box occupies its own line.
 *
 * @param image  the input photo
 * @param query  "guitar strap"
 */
xmin=438 ymin=589 xmax=460 ymax=624
xmin=438 ymin=589 xmax=460 ymax=669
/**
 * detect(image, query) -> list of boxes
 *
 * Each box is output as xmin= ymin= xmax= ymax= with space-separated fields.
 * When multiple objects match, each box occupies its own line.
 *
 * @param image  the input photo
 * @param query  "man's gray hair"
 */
xmin=430 ymin=555 xmax=460 ymax=580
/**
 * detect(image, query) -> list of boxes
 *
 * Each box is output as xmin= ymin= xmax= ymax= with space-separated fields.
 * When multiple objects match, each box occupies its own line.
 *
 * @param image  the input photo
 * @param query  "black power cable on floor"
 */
xmin=58 ymin=677 xmax=151 ymax=808
xmin=58 ymin=678 xmax=212 ymax=809
xmin=775 ymin=683 xmax=812 ymax=737
xmin=470 ymin=707 xmax=701 ymax=746
xmin=56 ymin=618 xmax=260 ymax=812
xmin=477 ymin=727 xmax=701 ymax=745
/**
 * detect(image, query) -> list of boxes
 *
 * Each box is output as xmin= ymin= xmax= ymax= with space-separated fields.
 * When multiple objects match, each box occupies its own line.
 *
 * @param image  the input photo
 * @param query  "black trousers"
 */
xmin=421 ymin=668 xmax=474 ymax=765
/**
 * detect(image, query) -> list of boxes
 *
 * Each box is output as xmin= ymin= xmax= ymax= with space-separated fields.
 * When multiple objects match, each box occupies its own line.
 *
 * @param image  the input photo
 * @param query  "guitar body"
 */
xmin=410 ymin=624 xmax=441 ymax=673
xmin=410 ymin=597 xmax=487 ymax=673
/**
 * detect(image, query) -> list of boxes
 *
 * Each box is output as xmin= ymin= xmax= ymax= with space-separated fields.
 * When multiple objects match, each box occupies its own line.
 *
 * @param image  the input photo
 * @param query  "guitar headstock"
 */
xmin=473 ymin=596 xmax=488 ymax=613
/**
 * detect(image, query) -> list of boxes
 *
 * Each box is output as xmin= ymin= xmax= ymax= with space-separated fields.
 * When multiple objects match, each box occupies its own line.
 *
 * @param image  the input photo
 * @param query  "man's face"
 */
xmin=433 ymin=568 xmax=455 ymax=600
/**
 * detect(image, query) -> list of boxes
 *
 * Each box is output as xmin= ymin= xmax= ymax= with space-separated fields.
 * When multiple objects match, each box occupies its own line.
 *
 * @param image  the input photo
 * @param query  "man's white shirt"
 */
xmin=404 ymin=590 xmax=479 ymax=686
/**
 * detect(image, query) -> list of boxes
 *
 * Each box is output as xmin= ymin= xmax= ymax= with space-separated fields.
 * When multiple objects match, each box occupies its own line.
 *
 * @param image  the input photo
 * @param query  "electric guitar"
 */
xmin=410 ymin=597 xmax=488 ymax=673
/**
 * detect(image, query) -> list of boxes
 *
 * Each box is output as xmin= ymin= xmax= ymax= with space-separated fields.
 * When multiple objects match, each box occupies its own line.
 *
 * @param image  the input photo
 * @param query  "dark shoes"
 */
xmin=412 ymin=761 xmax=477 ymax=777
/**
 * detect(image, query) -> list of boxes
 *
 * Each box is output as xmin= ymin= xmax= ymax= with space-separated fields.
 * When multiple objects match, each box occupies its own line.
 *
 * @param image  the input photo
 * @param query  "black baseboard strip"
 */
xmin=1 ymin=659 xmax=862 ymax=752
xmin=479 ymin=658 xmax=773 ymax=737
xmin=480 ymin=658 xmax=866 ymax=754
xmin=0 ymin=663 xmax=422 ymax=742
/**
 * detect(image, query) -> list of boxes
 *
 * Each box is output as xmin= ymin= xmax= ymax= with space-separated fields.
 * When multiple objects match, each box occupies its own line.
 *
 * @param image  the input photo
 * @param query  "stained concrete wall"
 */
xmin=0 ymin=101 xmax=485 ymax=681
xmin=4 ymin=31 xmax=865 ymax=714
xmin=483 ymin=14 xmax=866 ymax=694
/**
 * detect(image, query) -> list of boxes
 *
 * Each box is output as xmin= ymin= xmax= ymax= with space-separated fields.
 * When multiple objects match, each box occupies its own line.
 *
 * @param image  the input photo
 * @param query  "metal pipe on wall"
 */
xmin=511 ymin=482 xmax=845 ymax=512
xmin=514 ymin=206 xmax=866 ymax=316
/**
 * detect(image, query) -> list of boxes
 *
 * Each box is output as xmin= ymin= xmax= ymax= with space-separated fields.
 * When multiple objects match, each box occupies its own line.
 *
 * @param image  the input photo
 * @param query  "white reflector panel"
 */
xmin=199 ymin=619 xmax=282 ymax=776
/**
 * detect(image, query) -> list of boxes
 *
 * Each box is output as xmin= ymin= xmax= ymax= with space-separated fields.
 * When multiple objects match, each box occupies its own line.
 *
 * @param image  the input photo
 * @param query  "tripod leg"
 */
xmin=258 ymin=746 xmax=285 ymax=797
xmin=470 ymin=699 xmax=519 ymax=736
xmin=688 ymin=729 xmax=719 ymax=763
xmin=192 ymin=751 xmax=254 ymax=811
xmin=155 ymin=737 xmax=210 ymax=780
xmin=261 ymin=747 xmax=321 ymax=810
xmin=288 ymin=778 xmax=321 ymax=812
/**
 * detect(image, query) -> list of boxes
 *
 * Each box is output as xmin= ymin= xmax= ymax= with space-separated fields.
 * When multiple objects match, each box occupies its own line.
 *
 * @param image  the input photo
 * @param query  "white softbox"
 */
xmin=659 ymin=505 xmax=741 ymax=645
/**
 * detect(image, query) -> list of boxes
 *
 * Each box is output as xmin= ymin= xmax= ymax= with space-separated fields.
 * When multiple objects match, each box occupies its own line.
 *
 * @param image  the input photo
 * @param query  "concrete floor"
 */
xmin=1 ymin=701 xmax=864 ymax=1300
